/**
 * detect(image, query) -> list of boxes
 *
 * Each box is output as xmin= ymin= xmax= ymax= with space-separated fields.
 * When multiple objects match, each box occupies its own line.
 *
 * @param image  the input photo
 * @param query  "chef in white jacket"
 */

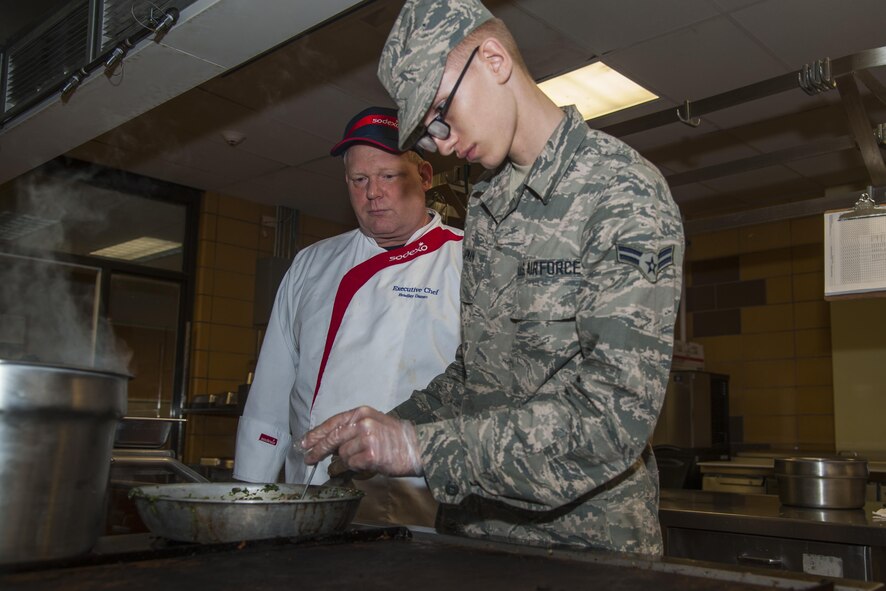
xmin=233 ymin=106 xmax=463 ymax=527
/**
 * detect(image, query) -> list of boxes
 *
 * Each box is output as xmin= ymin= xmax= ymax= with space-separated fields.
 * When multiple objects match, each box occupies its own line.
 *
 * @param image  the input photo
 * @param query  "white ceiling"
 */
xmin=4 ymin=0 xmax=886 ymax=231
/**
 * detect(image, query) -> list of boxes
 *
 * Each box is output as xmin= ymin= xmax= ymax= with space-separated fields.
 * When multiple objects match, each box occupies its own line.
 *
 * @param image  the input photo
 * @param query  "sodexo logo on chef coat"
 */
xmin=392 ymin=285 xmax=440 ymax=299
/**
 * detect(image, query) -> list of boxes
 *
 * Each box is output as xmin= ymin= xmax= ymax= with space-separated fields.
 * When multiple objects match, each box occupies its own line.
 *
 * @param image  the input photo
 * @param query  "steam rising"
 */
xmin=0 ymin=172 xmax=133 ymax=374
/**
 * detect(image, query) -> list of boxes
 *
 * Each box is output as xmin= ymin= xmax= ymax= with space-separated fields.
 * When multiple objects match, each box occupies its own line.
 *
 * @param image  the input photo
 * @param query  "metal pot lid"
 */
xmin=774 ymin=456 xmax=868 ymax=478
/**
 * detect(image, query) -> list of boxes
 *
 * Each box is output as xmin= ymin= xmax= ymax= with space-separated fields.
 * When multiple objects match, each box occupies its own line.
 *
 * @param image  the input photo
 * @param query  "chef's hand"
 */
xmin=302 ymin=406 xmax=422 ymax=477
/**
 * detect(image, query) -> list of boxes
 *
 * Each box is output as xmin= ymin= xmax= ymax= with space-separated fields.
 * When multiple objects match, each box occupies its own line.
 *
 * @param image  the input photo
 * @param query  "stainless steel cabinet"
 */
xmin=666 ymin=527 xmax=878 ymax=581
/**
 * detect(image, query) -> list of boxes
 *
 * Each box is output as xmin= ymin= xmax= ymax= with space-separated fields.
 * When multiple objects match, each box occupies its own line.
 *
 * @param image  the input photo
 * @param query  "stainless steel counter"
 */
xmin=660 ymin=489 xmax=886 ymax=582
xmin=661 ymin=490 xmax=886 ymax=546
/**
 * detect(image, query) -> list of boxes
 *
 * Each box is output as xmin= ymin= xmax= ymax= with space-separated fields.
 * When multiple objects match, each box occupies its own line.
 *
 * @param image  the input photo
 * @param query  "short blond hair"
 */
xmin=342 ymin=147 xmax=428 ymax=172
xmin=402 ymin=150 xmax=428 ymax=168
xmin=450 ymin=18 xmax=529 ymax=74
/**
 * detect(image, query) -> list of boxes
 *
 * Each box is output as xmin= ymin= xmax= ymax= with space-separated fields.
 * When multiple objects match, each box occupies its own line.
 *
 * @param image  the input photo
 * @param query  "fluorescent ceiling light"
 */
xmin=539 ymin=62 xmax=657 ymax=120
xmin=90 ymin=237 xmax=182 ymax=261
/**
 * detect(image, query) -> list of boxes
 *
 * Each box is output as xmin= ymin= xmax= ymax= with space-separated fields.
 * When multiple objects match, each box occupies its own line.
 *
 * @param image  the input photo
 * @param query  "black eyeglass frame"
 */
xmin=415 ymin=46 xmax=480 ymax=153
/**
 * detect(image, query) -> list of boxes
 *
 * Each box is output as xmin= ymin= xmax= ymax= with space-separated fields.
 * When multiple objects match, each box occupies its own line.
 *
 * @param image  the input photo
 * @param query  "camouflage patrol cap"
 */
xmin=378 ymin=0 xmax=493 ymax=150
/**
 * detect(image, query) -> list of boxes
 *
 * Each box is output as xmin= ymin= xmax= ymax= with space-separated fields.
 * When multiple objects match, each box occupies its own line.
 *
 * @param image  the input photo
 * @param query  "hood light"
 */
xmin=151 ymin=9 xmax=179 ymax=42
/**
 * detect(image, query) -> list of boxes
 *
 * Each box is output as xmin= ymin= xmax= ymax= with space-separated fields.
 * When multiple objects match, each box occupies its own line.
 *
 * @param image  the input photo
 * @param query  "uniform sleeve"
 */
xmin=391 ymin=342 xmax=468 ymax=425
xmin=233 ymin=259 xmax=304 ymax=482
xmin=416 ymin=165 xmax=684 ymax=510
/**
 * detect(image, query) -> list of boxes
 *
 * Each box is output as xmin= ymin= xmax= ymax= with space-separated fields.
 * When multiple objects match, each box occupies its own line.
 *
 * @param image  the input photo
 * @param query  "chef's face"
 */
xmin=344 ymin=145 xmax=433 ymax=247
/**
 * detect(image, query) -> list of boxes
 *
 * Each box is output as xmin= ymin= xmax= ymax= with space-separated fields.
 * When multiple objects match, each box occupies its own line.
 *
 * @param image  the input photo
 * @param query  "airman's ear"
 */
xmin=478 ymin=37 xmax=513 ymax=85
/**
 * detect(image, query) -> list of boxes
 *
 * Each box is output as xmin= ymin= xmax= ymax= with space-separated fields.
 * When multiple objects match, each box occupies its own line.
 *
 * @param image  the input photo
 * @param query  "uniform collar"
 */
xmin=406 ymin=209 xmax=443 ymax=244
xmin=479 ymin=106 xmax=586 ymax=220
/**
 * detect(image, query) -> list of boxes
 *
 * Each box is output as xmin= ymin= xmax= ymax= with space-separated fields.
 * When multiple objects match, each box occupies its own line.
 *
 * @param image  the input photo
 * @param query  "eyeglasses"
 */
xmin=415 ymin=46 xmax=480 ymax=153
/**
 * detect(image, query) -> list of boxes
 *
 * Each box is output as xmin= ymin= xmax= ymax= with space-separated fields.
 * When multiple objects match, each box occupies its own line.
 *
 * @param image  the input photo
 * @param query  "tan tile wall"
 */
xmin=687 ymin=215 xmax=834 ymax=452
xmin=184 ymin=193 xmax=354 ymax=464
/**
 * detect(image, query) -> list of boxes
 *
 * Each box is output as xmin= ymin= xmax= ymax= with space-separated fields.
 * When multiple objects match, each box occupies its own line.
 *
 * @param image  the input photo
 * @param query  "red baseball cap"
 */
xmin=329 ymin=106 xmax=423 ymax=157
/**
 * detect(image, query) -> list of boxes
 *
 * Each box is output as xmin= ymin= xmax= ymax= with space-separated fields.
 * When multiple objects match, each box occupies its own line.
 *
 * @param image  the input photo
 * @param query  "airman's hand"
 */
xmin=302 ymin=406 xmax=422 ymax=477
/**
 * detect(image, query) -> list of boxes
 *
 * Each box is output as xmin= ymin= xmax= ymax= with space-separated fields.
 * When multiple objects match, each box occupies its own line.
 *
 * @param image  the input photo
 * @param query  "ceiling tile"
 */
xmin=482 ymin=0 xmax=592 ymax=81
xmin=164 ymin=0 xmax=363 ymax=69
xmin=511 ymin=0 xmax=719 ymax=56
xmin=66 ymin=141 xmax=136 ymax=172
xmin=711 ymin=0 xmax=762 ymax=11
xmin=671 ymin=182 xmax=719 ymax=205
xmin=223 ymin=166 xmax=355 ymax=225
xmin=161 ymin=137 xmax=286 ymax=184
xmin=619 ymin=119 xmax=752 ymax=166
xmin=716 ymin=103 xmax=855 ymax=153
xmin=786 ymin=152 xmax=868 ymax=185
xmin=299 ymin=156 xmax=346 ymax=180
xmin=605 ymin=15 xmax=788 ymax=102
xmin=327 ymin=63 xmax=396 ymax=108
xmin=124 ymin=155 xmax=241 ymax=194
xmin=701 ymin=91 xmax=832 ymax=132
xmin=730 ymin=0 xmax=886 ymax=68
xmin=96 ymin=87 xmax=253 ymax=150
xmin=701 ymin=163 xmax=804 ymax=193
xmin=258 ymin=85 xmax=371 ymax=142
xmin=207 ymin=110 xmax=332 ymax=167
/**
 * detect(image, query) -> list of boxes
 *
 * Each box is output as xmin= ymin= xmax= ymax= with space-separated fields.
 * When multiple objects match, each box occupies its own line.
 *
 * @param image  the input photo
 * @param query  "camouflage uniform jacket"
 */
xmin=392 ymin=106 xmax=684 ymax=556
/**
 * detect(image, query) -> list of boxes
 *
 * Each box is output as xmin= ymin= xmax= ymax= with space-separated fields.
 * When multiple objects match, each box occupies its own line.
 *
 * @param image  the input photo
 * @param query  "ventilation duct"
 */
xmin=0 ymin=0 xmax=364 ymax=188
xmin=2 ymin=0 xmax=196 ymax=124
xmin=4 ymin=1 xmax=90 ymax=117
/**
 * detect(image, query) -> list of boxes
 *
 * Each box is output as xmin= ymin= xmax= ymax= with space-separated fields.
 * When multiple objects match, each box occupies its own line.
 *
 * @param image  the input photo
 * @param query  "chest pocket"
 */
xmin=511 ymin=276 xmax=580 ymax=321
xmin=460 ymin=247 xmax=485 ymax=306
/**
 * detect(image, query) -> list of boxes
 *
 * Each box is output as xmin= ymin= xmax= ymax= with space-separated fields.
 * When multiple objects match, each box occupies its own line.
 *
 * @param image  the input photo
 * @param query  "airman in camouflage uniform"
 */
xmin=304 ymin=0 xmax=683 ymax=557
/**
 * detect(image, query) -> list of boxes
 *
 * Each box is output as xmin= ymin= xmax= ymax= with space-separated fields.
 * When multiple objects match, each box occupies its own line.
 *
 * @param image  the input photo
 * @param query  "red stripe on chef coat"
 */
xmin=311 ymin=226 xmax=462 ymax=409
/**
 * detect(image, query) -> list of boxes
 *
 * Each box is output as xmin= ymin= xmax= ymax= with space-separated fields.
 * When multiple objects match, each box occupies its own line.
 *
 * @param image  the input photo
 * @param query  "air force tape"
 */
xmin=615 ymin=244 xmax=675 ymax=283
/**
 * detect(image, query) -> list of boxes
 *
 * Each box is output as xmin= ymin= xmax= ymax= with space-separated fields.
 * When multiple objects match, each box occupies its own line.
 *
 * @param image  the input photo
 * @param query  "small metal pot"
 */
xmin=774 ymin=456 xmax=869 ymax=509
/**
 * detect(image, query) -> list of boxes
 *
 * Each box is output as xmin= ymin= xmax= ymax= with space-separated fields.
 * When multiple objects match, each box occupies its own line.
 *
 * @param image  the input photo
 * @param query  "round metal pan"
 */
xmin=129 ymin=482 xmax=363 ymax=544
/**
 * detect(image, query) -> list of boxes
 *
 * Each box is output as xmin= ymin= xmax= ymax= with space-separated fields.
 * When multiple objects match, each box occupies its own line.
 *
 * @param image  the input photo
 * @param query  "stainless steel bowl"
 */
xmin=130 ymin=482 xmax=363 ymax=544
xmin=774 ymin=456 xmax=869 ymax=509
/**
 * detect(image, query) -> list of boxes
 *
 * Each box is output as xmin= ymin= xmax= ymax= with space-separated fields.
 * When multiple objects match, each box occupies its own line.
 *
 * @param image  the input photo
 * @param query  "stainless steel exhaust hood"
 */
xmin=0 ymin=0 xmax=364 ymax=187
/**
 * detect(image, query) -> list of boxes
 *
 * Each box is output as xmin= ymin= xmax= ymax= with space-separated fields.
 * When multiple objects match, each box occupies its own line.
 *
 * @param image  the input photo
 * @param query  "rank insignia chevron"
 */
xmin=615 ymin=244 xmax=675 ymax=283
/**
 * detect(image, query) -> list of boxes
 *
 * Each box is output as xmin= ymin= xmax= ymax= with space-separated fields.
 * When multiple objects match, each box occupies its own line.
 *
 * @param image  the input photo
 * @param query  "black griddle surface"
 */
xmin=0 ymin=528 xmax=833 ymax=591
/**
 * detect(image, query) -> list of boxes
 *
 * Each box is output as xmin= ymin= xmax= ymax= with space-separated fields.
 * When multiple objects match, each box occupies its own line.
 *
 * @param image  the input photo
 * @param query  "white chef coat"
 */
xmin=234 ymin=211 xmax=462 ymax=526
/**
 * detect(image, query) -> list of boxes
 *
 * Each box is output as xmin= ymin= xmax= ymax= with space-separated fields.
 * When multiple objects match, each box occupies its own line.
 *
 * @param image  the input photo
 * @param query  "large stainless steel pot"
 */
xmin=129 ymin=482 xmax=363 ymax=543
xmin=0 ymin=360 xmax=127 ymax=564
xmin=774 ymin=456 xmax=869 ymax=509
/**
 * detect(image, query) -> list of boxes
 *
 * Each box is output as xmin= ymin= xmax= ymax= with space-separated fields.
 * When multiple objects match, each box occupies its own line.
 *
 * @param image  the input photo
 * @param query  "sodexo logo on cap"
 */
xmin=330 ymin=106 xmax=405 ymax=156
